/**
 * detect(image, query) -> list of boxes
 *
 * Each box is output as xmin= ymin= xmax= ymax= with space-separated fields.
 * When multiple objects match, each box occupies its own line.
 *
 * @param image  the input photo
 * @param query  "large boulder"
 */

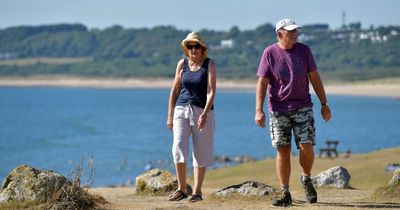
xmin=214 ymin=181 xmax=276 ymax=197
xmin=313 ymin=166 xmax=351 ymax=188
xmin=0 ymin=165 xmax=68 ymax=203
xmin=135 ymin=168 xmax=192 ymax=194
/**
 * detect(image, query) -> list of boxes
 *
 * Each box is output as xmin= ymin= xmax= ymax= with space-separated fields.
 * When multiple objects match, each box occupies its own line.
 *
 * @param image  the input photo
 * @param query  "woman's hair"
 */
xmin=181 ymin=31 xmax=208 ymax=60
xmin=182 ymin=42 xmax=208 ymax=61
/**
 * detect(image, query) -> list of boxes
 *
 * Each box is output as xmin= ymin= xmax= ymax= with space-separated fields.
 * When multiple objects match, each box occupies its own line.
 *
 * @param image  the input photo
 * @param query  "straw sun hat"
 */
xmin=181 ymin=31 xmax=208 ymax=57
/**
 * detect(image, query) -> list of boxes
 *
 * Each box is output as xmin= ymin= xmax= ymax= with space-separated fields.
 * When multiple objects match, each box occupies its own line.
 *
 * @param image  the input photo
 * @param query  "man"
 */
xmin=255 ymin=18 xmax=332 ymax=207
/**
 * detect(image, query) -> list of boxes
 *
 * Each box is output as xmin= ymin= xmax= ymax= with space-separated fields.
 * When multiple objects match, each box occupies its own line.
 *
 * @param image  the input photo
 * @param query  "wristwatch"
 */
xmin=321 ymin=102 xmax=328 ymax=106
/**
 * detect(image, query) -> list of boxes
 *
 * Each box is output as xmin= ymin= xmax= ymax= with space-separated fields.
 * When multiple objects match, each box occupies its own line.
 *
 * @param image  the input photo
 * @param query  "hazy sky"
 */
xmin=1 ymin=0 xmax=399 ymax=31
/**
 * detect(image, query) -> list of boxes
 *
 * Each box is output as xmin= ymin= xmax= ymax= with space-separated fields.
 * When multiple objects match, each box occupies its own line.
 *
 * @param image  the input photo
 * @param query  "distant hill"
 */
xmin=0 ymin=23 xmax=399 ymax=81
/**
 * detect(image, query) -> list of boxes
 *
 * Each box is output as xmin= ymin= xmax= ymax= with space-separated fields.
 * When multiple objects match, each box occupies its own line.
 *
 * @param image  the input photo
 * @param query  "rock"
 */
xmin=0 ymin=165 xmax=68 ymax=203
xmin=135 ymin=168 xmax=192 ymax=194
xmin=214 ymin=181 xmax=276 ymax=197
xmin=312 ymin=166 xmax=351 ymax=188
xmin=214 ymin=155 xmax=232 ymax=163
xmin=388 ymin=169 xmax=400 ymax=186
xmin=232 ymin=156 xmax=256 ymax=164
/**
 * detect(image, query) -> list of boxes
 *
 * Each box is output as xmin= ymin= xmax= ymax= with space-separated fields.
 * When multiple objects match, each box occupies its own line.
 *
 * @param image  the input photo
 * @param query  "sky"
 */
xmin=1 ymin=0 xmax=399 ymax=31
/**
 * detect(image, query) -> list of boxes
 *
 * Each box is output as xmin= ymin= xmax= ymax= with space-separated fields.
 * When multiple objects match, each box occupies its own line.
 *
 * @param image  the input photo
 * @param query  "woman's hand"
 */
xmin=167 ymin=115 xmax=173 ymax=131
xmin=197 ymin=113 xmax=207 ymax=130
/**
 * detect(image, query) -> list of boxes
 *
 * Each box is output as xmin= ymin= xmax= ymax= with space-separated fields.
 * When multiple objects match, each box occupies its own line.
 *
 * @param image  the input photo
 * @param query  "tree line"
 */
xmin=0 ymin=22 xmax=399 ymax=81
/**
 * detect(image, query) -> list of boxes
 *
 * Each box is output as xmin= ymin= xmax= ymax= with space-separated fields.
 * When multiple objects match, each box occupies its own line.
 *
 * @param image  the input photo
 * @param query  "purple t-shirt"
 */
xmin=257 ymin=42 xmax=317 ymax=112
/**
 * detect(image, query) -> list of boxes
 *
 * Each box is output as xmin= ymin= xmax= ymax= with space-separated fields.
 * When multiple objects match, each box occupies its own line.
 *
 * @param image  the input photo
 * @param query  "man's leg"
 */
xmin=276 ymin=146 xmax=291 ymax=187
xmin=298 ymin=139 xmax=317 ymax=204
xmin=272 ymin=145 xmax=293 ymax=207
xmin=299 ymin=143 xmax=314 ymax=176
xmin=269 ymin=110 xmax=293 ymax=206
xmin=294 ymin=107 xmax=318 ymax=203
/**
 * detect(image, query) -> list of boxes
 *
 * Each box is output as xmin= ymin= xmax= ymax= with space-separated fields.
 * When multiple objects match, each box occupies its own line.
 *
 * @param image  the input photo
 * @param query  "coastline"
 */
xmin=0 ymin=76 xmax=399 ymax=97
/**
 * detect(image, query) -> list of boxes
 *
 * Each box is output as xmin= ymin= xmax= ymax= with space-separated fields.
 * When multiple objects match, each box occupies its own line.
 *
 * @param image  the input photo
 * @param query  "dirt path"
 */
xmin=90 ymin=187 xmax=399 ymax=209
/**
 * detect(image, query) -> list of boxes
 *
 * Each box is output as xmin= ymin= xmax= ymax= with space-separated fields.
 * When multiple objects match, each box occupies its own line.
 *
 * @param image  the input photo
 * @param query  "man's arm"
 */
xmin=255 ymin=77 xmax=269 ymax=128
xmin=308 ymin=70 xmax=332 ymax=122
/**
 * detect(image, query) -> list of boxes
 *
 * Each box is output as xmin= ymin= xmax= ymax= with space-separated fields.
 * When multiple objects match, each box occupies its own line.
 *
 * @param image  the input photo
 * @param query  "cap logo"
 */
xmin=275 ymin=18 xmax=300 ymax=32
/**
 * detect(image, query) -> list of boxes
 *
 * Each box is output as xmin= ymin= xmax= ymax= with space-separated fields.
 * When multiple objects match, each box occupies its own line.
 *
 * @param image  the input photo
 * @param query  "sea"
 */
xmin=0 ymin=87 xmax=399 ymax=187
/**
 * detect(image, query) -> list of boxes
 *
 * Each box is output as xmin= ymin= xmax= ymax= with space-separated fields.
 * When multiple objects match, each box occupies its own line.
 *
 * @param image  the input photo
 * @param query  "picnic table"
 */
xmin=319 ymin=140 xmax=339 ymax=158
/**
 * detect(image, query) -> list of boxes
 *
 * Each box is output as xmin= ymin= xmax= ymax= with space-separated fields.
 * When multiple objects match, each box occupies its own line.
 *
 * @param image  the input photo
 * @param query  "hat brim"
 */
xmin=182 ymin=39 xmax=207 ymax=49
xmin=282 ymin=25 xmax=300 ymax=31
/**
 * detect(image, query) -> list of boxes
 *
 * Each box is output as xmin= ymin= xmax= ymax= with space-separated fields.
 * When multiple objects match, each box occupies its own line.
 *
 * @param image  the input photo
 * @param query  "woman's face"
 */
xmin=186 ymin=41 xmax=203 ymax=59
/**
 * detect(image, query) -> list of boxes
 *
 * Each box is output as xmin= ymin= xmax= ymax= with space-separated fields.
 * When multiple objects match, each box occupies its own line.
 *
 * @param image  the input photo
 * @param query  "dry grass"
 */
xmin=202 ymin=147 xmax=400 ymax=192
xmin=2 ymin=148 xmax=398 ymax=209
xmin=44 ymin=157 xmax=108 ymax=209
xmin=370 ymin=183 xmax=400 ymax=203
xmin=0 ymin=157 xmax=107 ymax=210
xmin=91 ymin=147 xmax=400 ymax=209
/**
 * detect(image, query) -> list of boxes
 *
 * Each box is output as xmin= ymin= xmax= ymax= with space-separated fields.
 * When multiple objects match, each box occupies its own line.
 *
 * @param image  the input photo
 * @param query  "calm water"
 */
xmin=0 ymin=87 xmax=399 ymax=186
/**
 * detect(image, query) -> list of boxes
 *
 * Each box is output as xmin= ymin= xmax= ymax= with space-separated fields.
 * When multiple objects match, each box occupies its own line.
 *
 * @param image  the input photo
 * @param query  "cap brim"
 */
xmin=283 ymin=25 xmax=300 ymax=31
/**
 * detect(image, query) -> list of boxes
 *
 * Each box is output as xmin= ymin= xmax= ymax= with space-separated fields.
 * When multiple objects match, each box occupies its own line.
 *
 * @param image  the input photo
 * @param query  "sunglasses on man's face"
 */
xmin=186 ymin=44 xmax=202 ymax=50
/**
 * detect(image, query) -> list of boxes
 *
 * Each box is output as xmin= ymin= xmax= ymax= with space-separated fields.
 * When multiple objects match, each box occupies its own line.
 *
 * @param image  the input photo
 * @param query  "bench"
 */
xmin=319 ymin=140 xmax=339 ymax=158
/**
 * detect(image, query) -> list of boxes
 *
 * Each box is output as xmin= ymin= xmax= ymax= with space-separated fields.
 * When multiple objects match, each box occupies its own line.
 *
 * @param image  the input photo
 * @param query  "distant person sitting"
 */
xmin=344 ymin=149 xmax=351 ymax=158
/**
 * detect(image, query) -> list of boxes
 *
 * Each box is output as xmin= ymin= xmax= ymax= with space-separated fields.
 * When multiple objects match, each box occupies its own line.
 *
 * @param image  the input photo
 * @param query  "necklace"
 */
xmin=189 ymin=59 xmax=202 ymax=66
xmin=188 ymin=59 xmax=203 ymax=71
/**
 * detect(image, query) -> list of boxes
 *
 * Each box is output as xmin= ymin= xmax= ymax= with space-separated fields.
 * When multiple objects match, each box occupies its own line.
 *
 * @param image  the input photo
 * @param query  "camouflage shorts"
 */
xmin=269 ymin=107 xmax=315 ymax=149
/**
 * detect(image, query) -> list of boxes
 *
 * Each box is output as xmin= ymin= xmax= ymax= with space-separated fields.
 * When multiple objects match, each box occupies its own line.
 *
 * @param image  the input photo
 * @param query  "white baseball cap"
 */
xmin=275 ymin=18 xmax=300 ymax=32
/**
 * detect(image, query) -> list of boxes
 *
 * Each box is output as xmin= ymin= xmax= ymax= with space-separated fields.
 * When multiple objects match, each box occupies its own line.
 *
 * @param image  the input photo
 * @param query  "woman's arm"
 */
xmin=198 ymin=60 xmax=216 ymax=129
xmin=167 ymin=59 xmax=184 ymax=130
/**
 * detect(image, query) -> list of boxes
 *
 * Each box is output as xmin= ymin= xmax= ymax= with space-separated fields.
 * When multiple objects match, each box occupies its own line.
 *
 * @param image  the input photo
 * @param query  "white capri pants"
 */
xmin=172 ymin=105 xmax=215 ymax=167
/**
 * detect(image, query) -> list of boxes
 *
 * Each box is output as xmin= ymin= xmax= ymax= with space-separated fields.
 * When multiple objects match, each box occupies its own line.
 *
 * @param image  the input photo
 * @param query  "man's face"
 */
xmin=280 ymin=29 xmax=298 ymax=46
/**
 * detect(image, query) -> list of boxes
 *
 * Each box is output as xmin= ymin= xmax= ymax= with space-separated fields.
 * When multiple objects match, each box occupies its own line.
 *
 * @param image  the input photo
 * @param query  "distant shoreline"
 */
xmin=0 ymin=76 xmax=399 ymax=98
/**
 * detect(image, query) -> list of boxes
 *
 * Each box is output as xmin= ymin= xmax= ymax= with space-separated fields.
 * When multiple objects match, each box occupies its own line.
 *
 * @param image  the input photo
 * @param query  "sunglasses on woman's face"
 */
xmin=186 ymin=44 xmax=202 ymax=50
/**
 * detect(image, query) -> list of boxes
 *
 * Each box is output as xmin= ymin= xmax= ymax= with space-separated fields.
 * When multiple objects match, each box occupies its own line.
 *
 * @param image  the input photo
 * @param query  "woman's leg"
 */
xmin=175 ymin=163 xmax=187 ymax=193
xmin=172 ymin=106 xmax=191 ymax=194
xmin=193 ymin=166 xmax=206 ymax=195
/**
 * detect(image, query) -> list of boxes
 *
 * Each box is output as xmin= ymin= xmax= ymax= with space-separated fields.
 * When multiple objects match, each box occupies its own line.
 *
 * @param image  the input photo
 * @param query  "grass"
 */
xmin=0 ymin=157 xmax=107 ymax=210
xmin=2 ymin=148 xmax=398 ymax=209
xmin=0 ymin=57 xmax=92 ymax=66
xmin=370 ymin=184 xmax=400 ymax=202
xmin=324 ymin=77 xmax=400 ymax=85
xmin=88 ymin=147 xmax=400 ymax=209
xmin=202 ymin=147 xmax=400 ymax=192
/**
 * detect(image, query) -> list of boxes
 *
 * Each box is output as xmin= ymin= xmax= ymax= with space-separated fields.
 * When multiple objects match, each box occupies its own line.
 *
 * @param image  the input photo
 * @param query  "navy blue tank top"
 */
xmin=176 ymin=57 xmax=214 ymax=110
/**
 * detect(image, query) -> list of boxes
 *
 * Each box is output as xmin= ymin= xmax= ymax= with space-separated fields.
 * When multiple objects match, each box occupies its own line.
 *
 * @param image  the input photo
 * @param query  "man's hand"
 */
xmin=255 ymin=109 xmax=266 ymax=128
xmin=321 ymin=105 xmax=332 ymax=122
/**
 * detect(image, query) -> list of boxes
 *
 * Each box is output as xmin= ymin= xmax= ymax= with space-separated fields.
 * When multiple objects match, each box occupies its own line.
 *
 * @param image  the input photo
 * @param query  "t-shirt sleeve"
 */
xmin=306 ymin=45 xmax=317 ymax=72
xmin=256 ymin=49 xmax=271 ymax=78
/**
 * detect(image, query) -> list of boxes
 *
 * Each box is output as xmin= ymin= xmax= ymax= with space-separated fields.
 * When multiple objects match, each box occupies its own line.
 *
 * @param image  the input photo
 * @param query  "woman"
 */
xmin=167 ymin=31 xmax=217 ymax=203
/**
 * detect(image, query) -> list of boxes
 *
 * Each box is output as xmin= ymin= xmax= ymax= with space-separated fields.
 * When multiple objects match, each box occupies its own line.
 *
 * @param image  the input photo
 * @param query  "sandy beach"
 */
xmin=0 ymin=76 xmax=399 ymax=98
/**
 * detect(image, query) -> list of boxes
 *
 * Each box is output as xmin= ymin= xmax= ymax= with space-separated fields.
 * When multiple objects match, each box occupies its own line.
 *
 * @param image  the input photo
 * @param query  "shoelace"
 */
xmin=304 ymin=180 xmax=314 ymax=191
